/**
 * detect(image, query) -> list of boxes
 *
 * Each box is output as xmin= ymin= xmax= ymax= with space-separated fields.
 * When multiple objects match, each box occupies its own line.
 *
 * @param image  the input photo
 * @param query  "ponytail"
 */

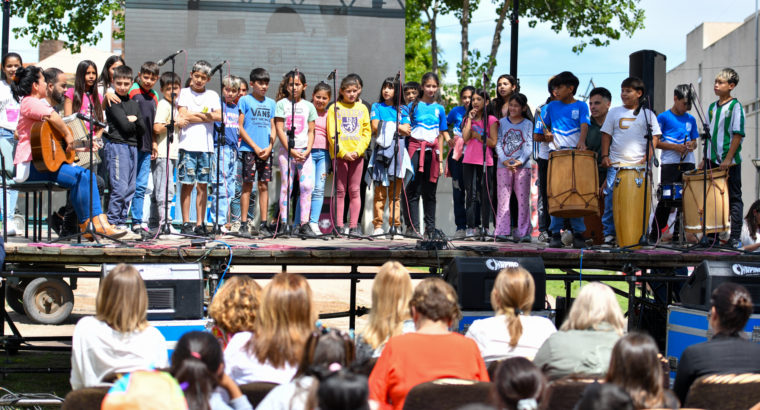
xmin=490 ymin=267 xmax=535 ymax=348
xmin=170 ymin=331 xmax=224 ymax=410
xmin=10 ymin=65 xmax=42 ymax=102
xmin=506 ymin=307 xmax=524 ymax=348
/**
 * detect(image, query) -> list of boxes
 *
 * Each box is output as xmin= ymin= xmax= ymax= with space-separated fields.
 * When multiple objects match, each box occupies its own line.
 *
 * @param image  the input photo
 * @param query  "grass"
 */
xmin=545 ymin=269 xmax=631 ymax=313
xmin=0 ymin=351 xmax=71 ymax=404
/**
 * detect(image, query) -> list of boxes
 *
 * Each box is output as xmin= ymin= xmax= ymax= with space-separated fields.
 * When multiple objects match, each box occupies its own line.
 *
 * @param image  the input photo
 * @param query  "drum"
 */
xmin=682 ymin=168 xmax=729 ymax=234
xmin=547 ymin=150 xmax=599 ymax=218
xmin=656 ymin=183 xmax=683 ymax=207
xmin=613 ymin=166 xmax=651 ymax=248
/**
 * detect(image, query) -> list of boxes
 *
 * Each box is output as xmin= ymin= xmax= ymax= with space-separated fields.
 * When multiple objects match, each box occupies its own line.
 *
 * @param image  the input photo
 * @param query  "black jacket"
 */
xmin=105 ymin=94 xmax=144 ymax=146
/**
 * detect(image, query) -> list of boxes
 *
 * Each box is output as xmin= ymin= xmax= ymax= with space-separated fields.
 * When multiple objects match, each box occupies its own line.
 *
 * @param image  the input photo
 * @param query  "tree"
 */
xmin=9 ymin=0 xmax=125 ymax=53
xmin=405 ymin=0 xmax=433 ymax=83
xmin=483 ymin=0 xmax=645 ymax=80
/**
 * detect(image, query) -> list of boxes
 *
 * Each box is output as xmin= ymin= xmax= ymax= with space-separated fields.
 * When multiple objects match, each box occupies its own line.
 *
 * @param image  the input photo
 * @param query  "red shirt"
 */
xmin=369 ymin=332 xmax=489 ymax=410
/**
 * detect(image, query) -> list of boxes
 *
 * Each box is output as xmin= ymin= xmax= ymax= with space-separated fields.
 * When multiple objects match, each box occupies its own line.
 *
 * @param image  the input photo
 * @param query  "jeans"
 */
xmin=209 ymin=145 xmax=237 ymax=225
xmin=651 ymin=163 xmax=694 ymax=240
xmin=105 ymin=142 xmax=138 ymax=225
xmin=448 ymin=156 xmax=466 ymax=231
xmin=29 ymin=163 xmax=101 ymax=223
xmin=295 ymin=148 xmax=328 ymax=225
xmin=0 ymin=130 xmax=18 ymax=221
xmin=230 ymin=151 xmax=256 ymax=223
xmin=602 ymin=167 xmax=618 ymax=237
xmin=129 ymin=150 xmax=152 ymax=224
xmin=550 ymin=216 xmax=585 ymax=234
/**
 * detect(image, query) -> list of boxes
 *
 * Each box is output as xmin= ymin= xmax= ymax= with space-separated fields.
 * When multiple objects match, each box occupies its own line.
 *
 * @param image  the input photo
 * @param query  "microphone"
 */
xmin=483 ymin=72 xmax=490 ymax=84
xmin=327 ymin=69 xmax=336 ymax=80
xmin=209 ymin=60 xmax=228 ymax=77
xmin=633 ymin=95 xmax=647 ymax=116
xmin=157 ymin=50 xmax=185 ymax=67
xmin=76 ymin=112 xmax=107 ymax=129
xmin=394 ymin=71 xmax=401 ymax=82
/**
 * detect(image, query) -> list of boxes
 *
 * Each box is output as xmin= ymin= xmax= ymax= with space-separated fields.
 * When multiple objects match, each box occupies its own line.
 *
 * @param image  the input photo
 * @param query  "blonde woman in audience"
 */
xmin=465 ymin=266 xmax=556 ymax=363
xmin=356 ymin=261 xmax=414 ymax=361
xmin=533 ymin=282 xmax=625 ymax=380
xmin=605 ymin=332 xmax=679 ymax=409
xmin=70 ymin=264 xmax=168 ymax=389
xmin=208 ymin=276 xmax=262 ymax=348
xmin=225 ymin=272 xmax=316 ymax=385
xmin=369 ymin=277 xmax=489 ymax=410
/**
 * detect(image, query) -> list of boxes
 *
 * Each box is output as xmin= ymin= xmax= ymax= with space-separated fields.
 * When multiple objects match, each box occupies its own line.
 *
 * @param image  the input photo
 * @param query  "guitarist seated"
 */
xmin=10 ymin=65 xmax=127 ymax=239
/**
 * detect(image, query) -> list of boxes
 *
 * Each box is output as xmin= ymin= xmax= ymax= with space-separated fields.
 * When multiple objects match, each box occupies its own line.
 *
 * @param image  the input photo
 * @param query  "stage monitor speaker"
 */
xmin=629 ymin=50 xmax=667 ymax=115
xmin=443 ymin=257 xmax=546 ymax=311
xmin=102 ymin=263 xmax=204 ymax=320
xmin=679 ymin=261 xmax=760 ymax=313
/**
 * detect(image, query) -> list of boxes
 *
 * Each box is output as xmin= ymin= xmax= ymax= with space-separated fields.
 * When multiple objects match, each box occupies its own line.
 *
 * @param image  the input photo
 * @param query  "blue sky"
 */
xmin=437 ymin=0 xmax=758 ymax=106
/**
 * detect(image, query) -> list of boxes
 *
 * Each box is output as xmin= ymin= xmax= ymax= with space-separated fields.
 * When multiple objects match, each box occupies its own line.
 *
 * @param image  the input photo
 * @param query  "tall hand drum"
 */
xmin=547 ymin=150 xmax=600 ymax=218
xmin=682 ymin=168 xmax=730 ymax=234
xmin=613 ymin=166 xmax=651 ymax=248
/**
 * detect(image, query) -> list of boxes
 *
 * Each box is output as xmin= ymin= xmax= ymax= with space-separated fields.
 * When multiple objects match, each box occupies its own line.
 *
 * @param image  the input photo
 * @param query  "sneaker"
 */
xmin=403 ymin=227 xmax=422 ymax=239
xmin=277 ymin=224 xmax=292 ymax=239
xmin=519 ymin=234 xmax=532 ymax=243
xmin=480 ymin=227 xmax=491 ymax=239
xmin=572 ymin=232 xmax=587 ymax=249
xmin=49 ymin=212 xmax=63 ymax=235
xmin=465 ymin=228 xmax=477 ymax=240
xmin=603 ymin=235 xmax=616 ymax=247
xmin=453 ymin=229 xmax=467 ymax=239
xmin=230 ymin=220 xmax=241 ymax=233
xmin=349 ymin=227 xmax=363 ymax=237
xmin=213 ymin=225 xmax=229 ymax=235
xmin=258 ymin=222 xmax=271 ymax=237
xmin=726 ymin=238 xmax=742 ymax=249
xmin=309 ymin=222 xmax=321 ymax=236
xmin=495 ymin=234 xmax=511 ymax=242
xmin=424 ymin=229 xmax=438 ymax=240
xmin=561 ymin=230 xmax=573 ymax=247
xmin=4 ymin=220 xmax=17 ymax=236
xmin=299 ymin=223 xmax=317 ymax=238
xmin=236 ymin=221 xmax=252 ymax=238
xmin=132 ymin=223 xmax=148 ymax=233
xmin=372 ymin=227 xmax=385 ymax=236
xmin=193 ymin=224 xmax=208 ymax=237
xmin=180 ymin=222 xmax=194 ymax=235
xmin=548 ymin=233 xmax=563 ymax=248
xmin=537 ymin=231 xmax=549 ymax=244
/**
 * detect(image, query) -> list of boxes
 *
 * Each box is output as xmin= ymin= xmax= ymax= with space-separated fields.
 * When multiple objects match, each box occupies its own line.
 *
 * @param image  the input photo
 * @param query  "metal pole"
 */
xmin=2 ymin=0 xmax=9 ymax=57
xmin=509 ymin=0 xmax=519 ymax=77
xmin=754 ymin=0 xmax=758 ymax=198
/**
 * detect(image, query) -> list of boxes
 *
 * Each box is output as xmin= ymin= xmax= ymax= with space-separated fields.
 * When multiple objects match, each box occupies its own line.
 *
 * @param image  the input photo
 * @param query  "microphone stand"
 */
xmin=327 ymin=70 xmax=342 ymax=239
xmin=57 ymin=93 xmax=124 ymax=244
xmin=283 ymin=70 xmax=297 ymax=239
xmin=479 ymin=76 xmax=494 ymax=242
xmin=0 ymin=148 xmax=7 ymax=239
xmin=211 ymin=63 xmax=226 ymax=238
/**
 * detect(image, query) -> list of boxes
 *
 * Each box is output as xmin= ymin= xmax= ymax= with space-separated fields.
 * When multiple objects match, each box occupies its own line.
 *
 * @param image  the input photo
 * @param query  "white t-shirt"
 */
xmin=255 ymin=375 xmax=314 ymax=410
xmin=70 ymin=316 xmax=168 ymax=390
xmin=741 ymin=223 xmax=760 ymax=252
xmin=224 ymin=331 xmax=298 ymax=385
xmin=465 ymin=314 xmax=557 ymax=363
xmin=0 ymin=80 xmax=20 ymax=131
xmin=274 ymin=98 xmax=317 ymax=150
xmin=177 ymin=87 xmax=221 ymax=153
xmin=154 ymin=99 xmax=180 ymax=160
xmin=601 ymin=106 xmax=661 ymax=165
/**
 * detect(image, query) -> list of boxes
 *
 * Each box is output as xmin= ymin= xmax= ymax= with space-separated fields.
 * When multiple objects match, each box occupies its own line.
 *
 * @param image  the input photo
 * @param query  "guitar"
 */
xmin=30 ymin=116 xmax=100 ymax=173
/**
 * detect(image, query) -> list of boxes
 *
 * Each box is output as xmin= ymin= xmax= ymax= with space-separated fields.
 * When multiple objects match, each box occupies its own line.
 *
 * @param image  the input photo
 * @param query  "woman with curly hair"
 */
xmin=208 ymin=276 xmax=262 ymax=348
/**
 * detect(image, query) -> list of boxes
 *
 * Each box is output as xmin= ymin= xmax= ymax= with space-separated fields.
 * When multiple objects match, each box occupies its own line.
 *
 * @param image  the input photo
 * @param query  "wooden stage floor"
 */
xmin=3 ymin=232 xmax=758 ymax=272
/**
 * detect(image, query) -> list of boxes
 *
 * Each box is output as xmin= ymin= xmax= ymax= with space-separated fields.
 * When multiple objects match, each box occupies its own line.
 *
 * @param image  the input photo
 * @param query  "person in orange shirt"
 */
xmin=368 ymin=277 xmax=489 ymax=410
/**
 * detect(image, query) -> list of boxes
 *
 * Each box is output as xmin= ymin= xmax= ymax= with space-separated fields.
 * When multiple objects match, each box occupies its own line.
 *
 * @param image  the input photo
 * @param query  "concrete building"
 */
xmin=666 ymin=13 xmax=760 ymax=208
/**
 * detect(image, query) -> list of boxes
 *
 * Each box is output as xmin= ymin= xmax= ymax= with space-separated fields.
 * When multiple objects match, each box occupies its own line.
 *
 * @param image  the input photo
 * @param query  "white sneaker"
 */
xmin=453 ymin=229 xmax=466 ymax=239
xmin=132 ymin=223 xmax=149 ymax=233
xmin=309 ymin=222 xmax=321 ymax=235
xmin=372 ymin=227 xmax=384 ymax=236
xmin=465 ymin=228 xmax=477 ymax=240
xmin=4 ymin=220 xmax=17 ymax=236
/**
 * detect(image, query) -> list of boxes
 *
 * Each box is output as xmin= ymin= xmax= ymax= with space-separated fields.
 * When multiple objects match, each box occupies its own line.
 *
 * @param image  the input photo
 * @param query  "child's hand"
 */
xmin=511 ymin=159 xmax=522 ymax=168
xmin=260 ymin=146 xmax=272 ymax=160
xmin=503 ymin=160 xmax=510 ymax=167
xmin=439 ymin=162 xmax=444 ymax=175
xmin=104 ymin=92 xmax=120 ymax=107
xmin=127 ymin=115 xmax=137 ymax=122
xmin=344 ymin=152 xmax=356 ymax=161
xmin=601 ymin=156 xmax=612 ymax=168
xmin=468 ymin=108 xmax=478 ymax=119
xmin=176 ymin=115 xmax=188 ymax=129
xmin=151 ymin=143 xmax=159 ymax=160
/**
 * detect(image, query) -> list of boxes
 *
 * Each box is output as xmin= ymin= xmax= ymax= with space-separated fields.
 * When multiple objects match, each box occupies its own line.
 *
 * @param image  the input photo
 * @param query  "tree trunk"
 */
xmin=429 ymin=5 xmax=439 ymax=76
xmin=460 ymin=0 xmax=470 ymax=85
xmin=487 ymin=0 xmax=510 ymax=80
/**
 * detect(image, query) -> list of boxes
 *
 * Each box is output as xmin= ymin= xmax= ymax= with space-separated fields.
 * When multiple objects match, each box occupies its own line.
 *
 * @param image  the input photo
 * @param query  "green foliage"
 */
xmin=10 ymin=0 xmax=125 ymax=53
xmin=455 ymin=49 xmax=495 ymax=89
xmin=521 ymin=0 xmax=646 ymax=54
xmin=405 ymin=19 xmax=433 ymax=84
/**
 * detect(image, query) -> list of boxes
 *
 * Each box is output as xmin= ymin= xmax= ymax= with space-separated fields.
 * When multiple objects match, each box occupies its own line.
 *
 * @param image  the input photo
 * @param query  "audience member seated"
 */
xmin=533 ymin=282 xmax=625 ymax=380
xmin=317 ymin=368 xmax=370 ymax=410
xmin=574 ymin=383 xmax=634 ymax=410
xmin=356 ymin=261 xmax=415 ymax=362
xmin=465 ymin=267 xmax=556 ymax=362
xmin=100 ymin=370 xmax=187 ymax=410
xmin=369 ymin=277 xmax=489 ymax=410
xmin=491 ymin=357 xmax=546 ymax=410
xmin=225 ymin=272 xmax=315 ymax=385
xmin=70 ymin=264 xmax=168 ymax=389
xmin=604 ymin=332 xmax=679 ymax=409
xmin=208 ymin=276 xmax=262 ymax=348
xmin=673 ymin=282 xmax=760 ymax=403
xmin=741 ymin=199 xmax=760 ymax=252
xmin=171 ymin=330 xmax=253 ymax=410
xmin=257 ymin=328 xmax=356 ymax=410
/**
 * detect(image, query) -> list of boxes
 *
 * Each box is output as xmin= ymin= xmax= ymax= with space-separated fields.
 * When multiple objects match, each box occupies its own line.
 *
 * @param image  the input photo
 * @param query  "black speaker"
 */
xmin=629 ymin=50 xmax=667 ymax=114
xmin=443 ymin=257 xmax=546 ymax=311
xmin=102 ymin=263 xmax=204 ymax=320
xmin=679 ymin=261 xmax=760 ymax=313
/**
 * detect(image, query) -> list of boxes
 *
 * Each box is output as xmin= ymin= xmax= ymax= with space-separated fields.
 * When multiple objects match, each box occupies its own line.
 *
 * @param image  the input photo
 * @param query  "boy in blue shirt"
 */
xmin=236 ymin=68 xmax=276 ymax=237
xmin=534 ymin=71 xmax=589 ymax=248
xmin=209 ymin=76 xmax=240 ymax=234
xmin=446 ymin=86 xmax=474 ymax=238
xmin=650 ymin=84 xmax=698 ymax=242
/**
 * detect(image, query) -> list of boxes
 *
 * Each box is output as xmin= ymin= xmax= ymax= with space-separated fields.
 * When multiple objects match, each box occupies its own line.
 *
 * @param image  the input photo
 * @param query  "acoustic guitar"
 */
xmin=30 ymin=117 xmax=99 ymax=173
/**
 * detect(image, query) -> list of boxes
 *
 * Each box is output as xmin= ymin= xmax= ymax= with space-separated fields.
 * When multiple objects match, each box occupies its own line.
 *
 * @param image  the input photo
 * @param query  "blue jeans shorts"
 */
xmin=178 ymin=150 xmax=213 ymax=185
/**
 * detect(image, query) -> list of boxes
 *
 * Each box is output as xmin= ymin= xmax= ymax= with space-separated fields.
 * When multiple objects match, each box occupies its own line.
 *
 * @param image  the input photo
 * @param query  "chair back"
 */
xmin=62 ymin=387 xmax=109 ymax=410
xmin=538 ymin=378 xmax=597 ymax=410
xmin=402 ymin=378 xmax=493 ymax=410
xmin=239 ymin=382 xmax=278 ymax=407
xmin=683 ymin=373 xmax=760 ymax=410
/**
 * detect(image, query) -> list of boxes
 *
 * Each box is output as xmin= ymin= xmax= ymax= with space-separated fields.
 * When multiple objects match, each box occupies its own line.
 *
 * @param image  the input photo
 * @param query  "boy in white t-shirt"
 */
xmin=600 ymin=77 xmax=662 ymax=246
xmin=176 ymin=60 xmax=222 ymax=236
